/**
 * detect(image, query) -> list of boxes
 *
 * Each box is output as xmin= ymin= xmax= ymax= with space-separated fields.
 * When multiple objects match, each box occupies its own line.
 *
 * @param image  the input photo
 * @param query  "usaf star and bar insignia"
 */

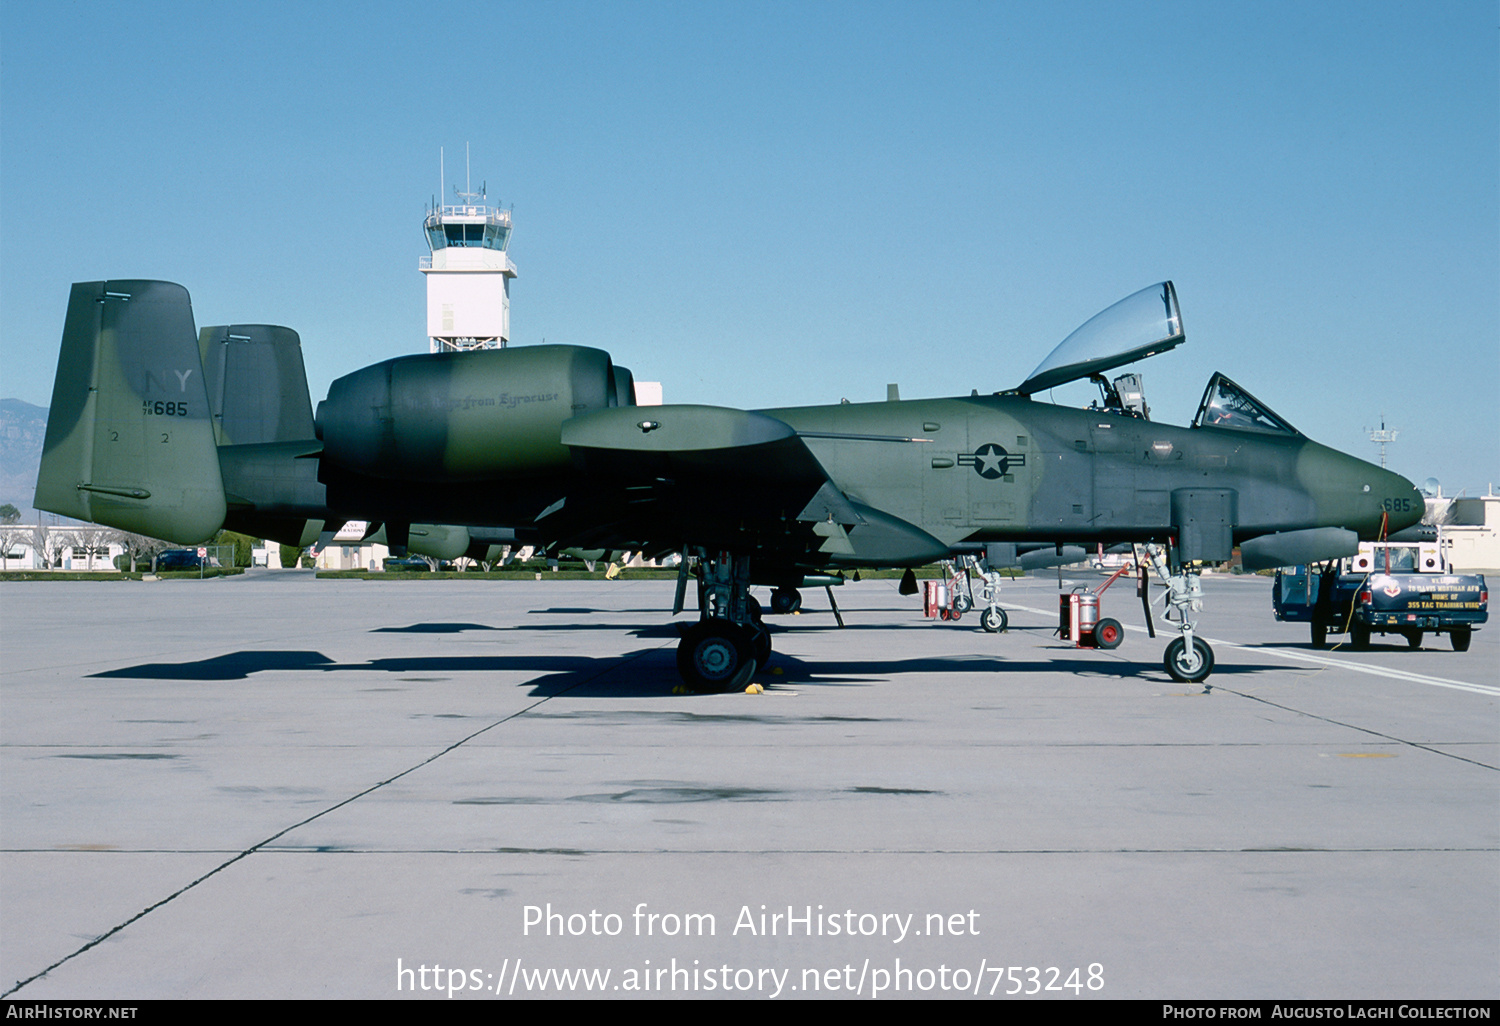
xmin=958 ymin=443 xmax=1026 ymax=480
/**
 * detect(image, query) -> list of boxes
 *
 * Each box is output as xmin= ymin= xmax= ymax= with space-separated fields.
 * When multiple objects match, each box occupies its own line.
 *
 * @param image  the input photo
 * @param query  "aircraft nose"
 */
xmin=1297 ymin=444 xmax=1425 ymax=539
xmin=1358 ymin=464 xmax=1425 ymax=537
xmin=1387 ymin=476 xmax=1426 ymax=534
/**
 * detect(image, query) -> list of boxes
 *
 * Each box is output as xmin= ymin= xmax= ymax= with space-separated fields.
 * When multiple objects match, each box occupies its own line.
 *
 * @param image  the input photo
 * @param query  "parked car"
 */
xmin=155 ymin=549 xmax=218 ymax=571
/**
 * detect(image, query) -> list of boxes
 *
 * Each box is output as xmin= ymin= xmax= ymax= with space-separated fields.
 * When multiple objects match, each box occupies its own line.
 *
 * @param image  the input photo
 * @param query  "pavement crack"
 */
xmin=1 ymin=647 xmax=657 ymax=998
xmin=1213 ymin=686 xmax=1499 ymax=772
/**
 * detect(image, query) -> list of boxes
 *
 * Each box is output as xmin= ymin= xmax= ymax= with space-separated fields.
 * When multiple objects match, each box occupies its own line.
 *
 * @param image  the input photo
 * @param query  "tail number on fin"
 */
xmin=143 ymin=400 xmax=190 ymax=417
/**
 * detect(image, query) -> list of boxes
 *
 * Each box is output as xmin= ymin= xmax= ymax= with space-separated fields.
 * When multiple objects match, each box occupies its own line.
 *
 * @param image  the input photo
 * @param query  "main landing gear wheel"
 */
xmin=980 ymin=607 xmax=1008 ymax=633
xmin=1164 ymin=636 xmax=1214 ymax=683
xmin=769 ymin=588 xmax=801 ymax=615
xmin=747 ymin=623 xmax=772 ymax=667
xmin=1092 ymin=617 xmax=1123 ymax=650
xmin=677 ymin=623 xmax=757 ymax=693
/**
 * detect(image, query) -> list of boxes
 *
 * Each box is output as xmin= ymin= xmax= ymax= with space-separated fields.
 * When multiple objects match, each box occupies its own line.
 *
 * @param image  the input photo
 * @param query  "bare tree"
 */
xmin=39 ymin=527 xmax=76 ymax=570
xmin=72 ymin=524 xmax=116 ymax=571
xmin=0 ymin=525 xmax=28 ymax=570
xmin=119 ymin=532 xmax=169 ymax=572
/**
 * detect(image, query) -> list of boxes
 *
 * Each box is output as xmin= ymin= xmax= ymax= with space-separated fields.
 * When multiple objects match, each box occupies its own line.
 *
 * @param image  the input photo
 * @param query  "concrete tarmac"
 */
xmin=1 ymin=570 xmax=1495 ymax=999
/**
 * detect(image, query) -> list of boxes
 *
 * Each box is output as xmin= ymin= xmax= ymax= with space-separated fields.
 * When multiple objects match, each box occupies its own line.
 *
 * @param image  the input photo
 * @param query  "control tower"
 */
xmin=420 ymin=180 xmax=517 ymax=352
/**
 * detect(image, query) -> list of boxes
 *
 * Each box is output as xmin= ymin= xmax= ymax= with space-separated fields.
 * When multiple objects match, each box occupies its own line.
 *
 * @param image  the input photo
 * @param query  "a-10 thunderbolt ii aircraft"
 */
xmin=35 ymin=279 xmax=1424 ymax=690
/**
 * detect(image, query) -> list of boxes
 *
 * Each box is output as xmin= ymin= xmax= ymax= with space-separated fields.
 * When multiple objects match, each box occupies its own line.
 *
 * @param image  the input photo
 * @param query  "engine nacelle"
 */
xmin=315 ymin=345 xmax=618 ymax=481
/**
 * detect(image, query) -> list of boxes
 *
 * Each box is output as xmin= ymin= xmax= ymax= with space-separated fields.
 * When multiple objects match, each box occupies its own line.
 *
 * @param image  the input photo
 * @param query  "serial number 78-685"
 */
xmin=143 ymin=400 xmax=189 ymax=417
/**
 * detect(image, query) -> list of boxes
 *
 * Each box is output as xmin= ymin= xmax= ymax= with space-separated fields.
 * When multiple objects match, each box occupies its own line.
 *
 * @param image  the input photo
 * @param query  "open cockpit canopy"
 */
xmin=1191 ymin=373 xmax=1302 ymax=436
xmin=1015 ymin=282 xmax=1184 ymax=396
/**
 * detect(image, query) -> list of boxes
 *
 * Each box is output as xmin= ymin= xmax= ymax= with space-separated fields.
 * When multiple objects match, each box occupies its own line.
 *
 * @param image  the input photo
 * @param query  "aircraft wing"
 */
xmin=551 ymin=404 xmax=863 ymax=557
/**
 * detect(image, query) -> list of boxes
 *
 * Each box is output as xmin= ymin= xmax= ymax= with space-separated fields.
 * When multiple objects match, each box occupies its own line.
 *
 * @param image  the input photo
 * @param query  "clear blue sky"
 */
xmin=2 ymin=1 xmax=1495 ymax=493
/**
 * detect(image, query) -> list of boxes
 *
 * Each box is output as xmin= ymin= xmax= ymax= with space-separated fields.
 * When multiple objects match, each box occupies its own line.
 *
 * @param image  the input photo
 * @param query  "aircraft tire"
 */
xmin=1311 ymin=623 xmax=1327 ymax=648
xmin=1093 ymin=618 xmax=1123 ymax=649
xmin=746 ymin=623 xmax=772 ymax=667
xmin=1164 ymin=636 xmax=1214 ymax=683
xmin=677 ymin=623 xmax=751 ymax=692
xmin=981 ymin=607 xmax=1008 ymax=633
xmin=1451 ymin=626 xmax=1472 ymax=652
xmin=952 ymin=592 xmax=972 ymax=614
xmin=769 ymin=588 xmax=801 ymax=615
xmin=1403 ymin=629 xmax=1423 ymax=650
xmin=1350 ymin=623 xmax=1371 ymax=649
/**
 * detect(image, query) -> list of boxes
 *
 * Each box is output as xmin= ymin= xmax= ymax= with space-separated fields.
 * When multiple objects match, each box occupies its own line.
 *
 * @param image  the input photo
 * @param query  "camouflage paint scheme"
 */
xmin=35 ymin=279 xmax=1424 ymax=687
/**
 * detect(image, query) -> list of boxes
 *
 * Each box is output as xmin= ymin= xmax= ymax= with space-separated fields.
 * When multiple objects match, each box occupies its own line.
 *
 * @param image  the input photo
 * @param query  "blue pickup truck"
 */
xmin=1273 ymin=542 xmax=1487 ymax=651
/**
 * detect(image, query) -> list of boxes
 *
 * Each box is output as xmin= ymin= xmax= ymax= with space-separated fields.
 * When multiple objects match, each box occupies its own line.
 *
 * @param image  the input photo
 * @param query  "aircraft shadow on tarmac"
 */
xmin=85 ymin=644 xmax=1282 ymax=696
xmin=370 ymin=622 xmax=502 ymax=633
xmin=366 ymin=617 xmax=1015 ymax=640
xmin=363 ymin=618 xmax=1020 ymax=642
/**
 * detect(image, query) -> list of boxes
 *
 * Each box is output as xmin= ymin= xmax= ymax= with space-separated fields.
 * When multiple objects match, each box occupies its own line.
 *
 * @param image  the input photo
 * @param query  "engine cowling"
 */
xmin=315 ymin=345 xmax=617 ymax=481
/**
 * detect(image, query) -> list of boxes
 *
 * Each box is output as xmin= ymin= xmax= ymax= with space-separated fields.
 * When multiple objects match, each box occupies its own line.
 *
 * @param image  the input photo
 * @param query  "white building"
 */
xmin=1427 ymin=487 xmax=1500 ymax=572
xmin=0 ymin=522 xmax=126 ymax=571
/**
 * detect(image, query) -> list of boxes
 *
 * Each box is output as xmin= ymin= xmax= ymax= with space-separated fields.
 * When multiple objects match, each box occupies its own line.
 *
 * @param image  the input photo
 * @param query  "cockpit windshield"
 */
xmin=1192 ymin=373 xmax=1301 ymax=436
xmin=1015 ymin=282 xmax=1184 ymax=395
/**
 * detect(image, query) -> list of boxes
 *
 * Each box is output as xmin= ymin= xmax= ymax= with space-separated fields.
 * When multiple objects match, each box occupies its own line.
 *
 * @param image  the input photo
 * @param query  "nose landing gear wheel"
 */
xmin=1164 ymin=636 xmax=1214 ymax=683
xmin=980 ymin=607 xmax=1008 ymax=633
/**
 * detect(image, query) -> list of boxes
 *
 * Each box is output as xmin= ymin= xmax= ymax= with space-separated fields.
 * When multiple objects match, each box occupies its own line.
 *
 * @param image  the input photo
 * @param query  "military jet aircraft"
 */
xmin=35 ymin=280 xmax=1424 ymax=689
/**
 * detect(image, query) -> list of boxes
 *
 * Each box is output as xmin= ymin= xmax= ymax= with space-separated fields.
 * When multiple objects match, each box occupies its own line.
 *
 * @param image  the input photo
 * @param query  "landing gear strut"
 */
xmin=1141 ymin=544 xmax=1215 ymax=684
xmin=675 ymin=549 xmax=768 ymax=692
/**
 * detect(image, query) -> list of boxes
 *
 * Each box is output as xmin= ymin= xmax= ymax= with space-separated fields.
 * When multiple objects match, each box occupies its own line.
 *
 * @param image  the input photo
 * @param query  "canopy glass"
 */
xmin=1016 ymin=282 xmax=1184 ymax=395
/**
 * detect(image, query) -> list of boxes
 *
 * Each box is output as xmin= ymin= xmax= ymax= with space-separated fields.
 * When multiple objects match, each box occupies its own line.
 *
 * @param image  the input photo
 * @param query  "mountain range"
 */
xmin=0 ymin=399 xmax=48 ymax=519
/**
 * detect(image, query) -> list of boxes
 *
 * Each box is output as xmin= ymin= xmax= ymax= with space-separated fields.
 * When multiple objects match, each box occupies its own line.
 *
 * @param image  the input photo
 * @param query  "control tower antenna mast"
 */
xmin=420 ymin=144 xmax=516 ymax=353
xmin=1366 ymin=413 xmax=1399 ymax=470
